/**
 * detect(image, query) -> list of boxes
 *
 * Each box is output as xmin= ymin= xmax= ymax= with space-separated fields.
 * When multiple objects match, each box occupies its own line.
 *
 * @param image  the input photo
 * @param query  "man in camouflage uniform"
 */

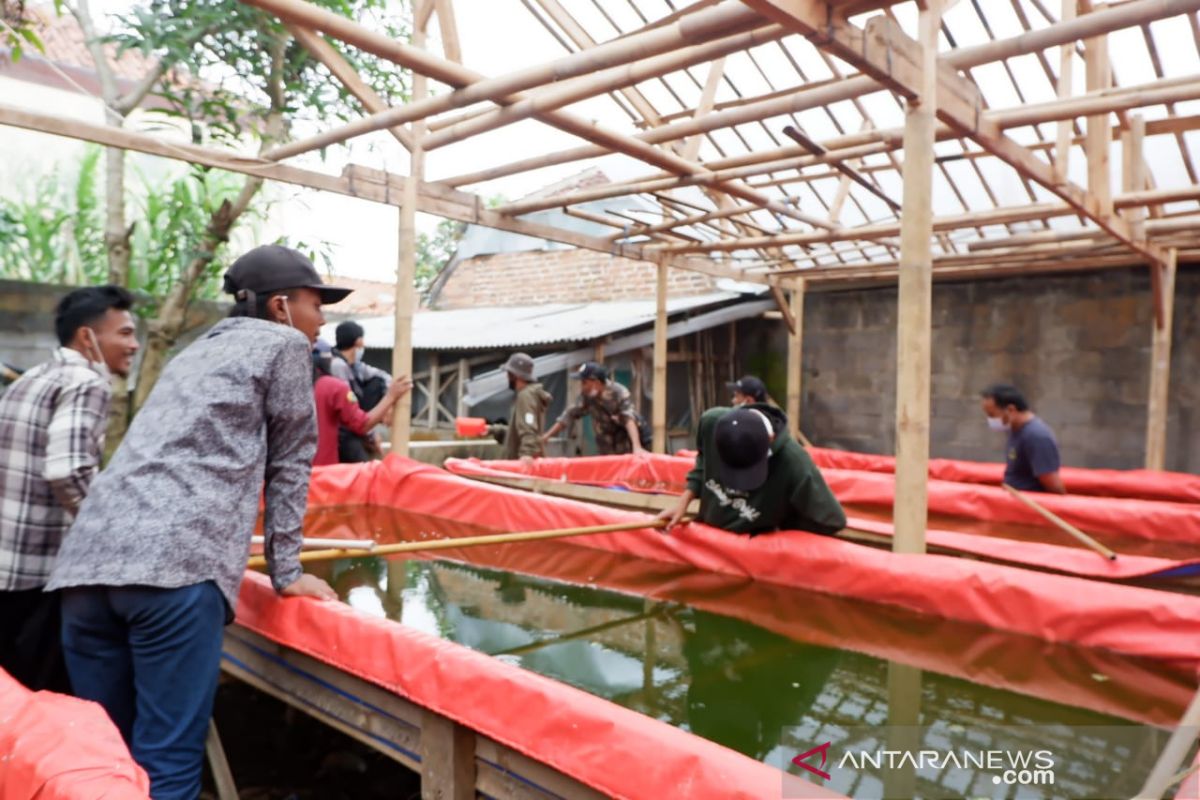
xmin=542 ymin=362 xmax=648 ymax=456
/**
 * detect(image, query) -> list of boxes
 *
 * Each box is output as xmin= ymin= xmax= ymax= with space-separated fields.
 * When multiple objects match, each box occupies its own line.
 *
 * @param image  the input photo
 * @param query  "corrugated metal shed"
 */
xmin=322 ymin=292 xmax=741 ymax=351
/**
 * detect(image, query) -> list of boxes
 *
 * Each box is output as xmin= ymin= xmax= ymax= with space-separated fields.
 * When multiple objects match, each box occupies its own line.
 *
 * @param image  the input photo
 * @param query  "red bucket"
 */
xmin=455 ymin=417 xmax=489 ymax=437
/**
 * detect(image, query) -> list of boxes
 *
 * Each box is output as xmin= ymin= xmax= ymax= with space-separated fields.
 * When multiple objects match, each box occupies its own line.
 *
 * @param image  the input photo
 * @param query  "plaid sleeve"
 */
xmin=42 ymin=378 xmax=110 ymax=515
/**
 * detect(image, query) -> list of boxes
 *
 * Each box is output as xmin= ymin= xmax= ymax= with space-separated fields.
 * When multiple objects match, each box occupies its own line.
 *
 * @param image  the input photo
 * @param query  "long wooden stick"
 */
xmin=1002 ymin=484 xmax=1118 ymax=560
xmin=251 ymin=536 xmax=376 ymax=551
xmin=246 ymin=519 xmax=667 ymax=569
xmin=1135 ymin=685 xmax=1200 ymax=799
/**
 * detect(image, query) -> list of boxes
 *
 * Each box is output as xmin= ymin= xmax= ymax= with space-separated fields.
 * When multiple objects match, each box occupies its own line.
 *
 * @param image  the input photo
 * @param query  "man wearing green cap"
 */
xmin=48 ymin=244 xmax=348 ymax=800
xmin=489 ymin=352 xmax=552 ymax=461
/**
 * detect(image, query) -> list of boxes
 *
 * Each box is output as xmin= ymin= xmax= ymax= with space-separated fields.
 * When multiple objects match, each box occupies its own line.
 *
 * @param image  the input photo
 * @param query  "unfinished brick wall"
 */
xmin=740 ymin=267 xmax=1199 ymax=473
xmin=431 ymin=249 xmax=717 ymax=308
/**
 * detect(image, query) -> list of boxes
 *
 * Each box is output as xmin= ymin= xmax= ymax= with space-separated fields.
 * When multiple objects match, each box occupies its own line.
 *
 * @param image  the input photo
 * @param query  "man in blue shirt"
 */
xmin=980 ymin=384 xmax=1065 ymax=494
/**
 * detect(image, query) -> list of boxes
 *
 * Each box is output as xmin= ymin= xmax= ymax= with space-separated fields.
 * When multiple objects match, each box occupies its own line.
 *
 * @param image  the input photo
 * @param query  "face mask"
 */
xmin=987 ymin=416 xmax=1010 ymax=432
xmin=355 ymin=346 xmax=366 ymax=363
xmin=83 ymin=327 xmax=111 ymax=379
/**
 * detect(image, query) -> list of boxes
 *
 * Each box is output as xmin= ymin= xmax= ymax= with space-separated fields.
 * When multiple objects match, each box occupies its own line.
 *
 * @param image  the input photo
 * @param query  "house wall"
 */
xmin=738 ymin=267 xmax=1199 ymax=473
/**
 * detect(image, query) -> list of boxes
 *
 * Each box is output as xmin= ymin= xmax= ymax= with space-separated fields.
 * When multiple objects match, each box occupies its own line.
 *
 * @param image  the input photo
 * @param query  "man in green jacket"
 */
xmin=489 ymin=352 xmax=552 ymax=461
xmin=657 ymin=404 xmax=846 ymax=536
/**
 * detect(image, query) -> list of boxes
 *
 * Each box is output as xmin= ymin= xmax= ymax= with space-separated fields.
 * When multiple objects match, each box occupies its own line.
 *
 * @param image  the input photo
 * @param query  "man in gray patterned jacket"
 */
xmin=47 ymin=245 xmax=346 ymax=800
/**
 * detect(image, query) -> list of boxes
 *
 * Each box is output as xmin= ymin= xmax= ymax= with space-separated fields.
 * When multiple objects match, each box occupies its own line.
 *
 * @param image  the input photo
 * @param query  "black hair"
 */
xmin=312 ymin=349 xmax=333 ymax=385
xmin=981 ymin=383 xmax=1029 ymax=412
xmin=228 ymin=288 xmax=296 ymax=320
xmin=55 ymin=285 xmax=135 ymax=346
xmin=335 ymin=320 xmax=365 ymax=351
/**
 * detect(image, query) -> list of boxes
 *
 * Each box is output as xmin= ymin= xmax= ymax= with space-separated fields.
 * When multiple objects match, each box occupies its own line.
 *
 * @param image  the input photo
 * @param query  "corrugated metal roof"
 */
xmin=321 ymin=292 xmax=740 ymax=351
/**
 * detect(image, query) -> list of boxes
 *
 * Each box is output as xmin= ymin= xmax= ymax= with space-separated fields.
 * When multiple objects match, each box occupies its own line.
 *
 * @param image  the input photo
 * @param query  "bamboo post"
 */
xmin=427 ymin=352 xmax=440 ymax=428
xmin=892 ymin=2 xmax=941 ymax=556
xmin=653 ymin=261 xmax=668 ymax=454
xmin=1053 ymin=0 xmax=1076 ymax=184
xmin=1145 ymin=249 xmax=1177 ymax=470
xmin=246 ymin=519 xmax=668 ymax=569
xmin=786 ymin=280 xmax=804 ymax=441
xmin=884 ymin=663 xmax=922 ymax=800
xmin=1122 ymin=115 xmax=1148 ymax=240
xmin=391 ymin=17 xmax=428 ymax=455
xmin=1002 ymin=484 xmax=1118 ymax=560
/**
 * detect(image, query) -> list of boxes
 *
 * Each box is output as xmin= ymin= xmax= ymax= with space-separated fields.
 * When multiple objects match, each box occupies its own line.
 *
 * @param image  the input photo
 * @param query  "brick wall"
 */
xmin=432 ymin=249 xmax=716 ymax=309
xmin=739 ymin=267 xmax=1199 ymax=473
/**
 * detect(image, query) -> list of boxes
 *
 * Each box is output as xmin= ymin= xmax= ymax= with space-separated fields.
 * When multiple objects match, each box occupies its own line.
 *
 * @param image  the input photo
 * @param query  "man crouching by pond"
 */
xmin=656 ymin=404 xmax=845 ymax=536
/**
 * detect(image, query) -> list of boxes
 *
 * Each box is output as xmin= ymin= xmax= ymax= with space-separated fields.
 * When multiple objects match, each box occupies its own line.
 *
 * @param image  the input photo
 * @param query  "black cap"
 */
xmin=714 ymin=407 xmax=774 ymax=492
xmin=223 ymin=245 xmax=352 ymax=306
xmin=726 ymin=375 xmax=767 ymax=403
xmin=572 ymin=362 xmax=608 ymax=382
xmin=336 ymin=320 xmax=365 ymax=350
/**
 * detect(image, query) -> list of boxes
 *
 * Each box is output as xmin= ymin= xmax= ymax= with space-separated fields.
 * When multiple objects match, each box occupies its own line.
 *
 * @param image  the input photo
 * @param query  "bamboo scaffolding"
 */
xmin=438 ymin=1 xmax=1200 ymax=188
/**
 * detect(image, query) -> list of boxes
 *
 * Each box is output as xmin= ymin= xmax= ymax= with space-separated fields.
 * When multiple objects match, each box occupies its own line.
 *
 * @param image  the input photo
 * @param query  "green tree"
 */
xmin=415 ymin=218 xmax=464 ymax=298
xmin=60 ymin=0 xmax=409 ymax=436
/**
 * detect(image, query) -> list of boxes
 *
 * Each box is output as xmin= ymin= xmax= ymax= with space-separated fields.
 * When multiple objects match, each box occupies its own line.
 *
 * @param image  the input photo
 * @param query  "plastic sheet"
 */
xmin=0 ymin=669 xmax=149 ymax=800
xmin=312 ymin=457 xmax=1200 ymax=663
xmin=445 ymin=455 xmax=1200 ymax=548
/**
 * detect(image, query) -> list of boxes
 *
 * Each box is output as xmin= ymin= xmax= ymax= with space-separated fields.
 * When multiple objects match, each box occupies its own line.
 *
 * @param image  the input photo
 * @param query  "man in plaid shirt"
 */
xmin=0 ymin=285 xmax=139 ymax=691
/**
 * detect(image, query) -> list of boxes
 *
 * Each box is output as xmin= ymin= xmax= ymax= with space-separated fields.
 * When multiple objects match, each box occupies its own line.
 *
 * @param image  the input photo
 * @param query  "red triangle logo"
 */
xmin=792 ymin=742 xmax=832 ymax=781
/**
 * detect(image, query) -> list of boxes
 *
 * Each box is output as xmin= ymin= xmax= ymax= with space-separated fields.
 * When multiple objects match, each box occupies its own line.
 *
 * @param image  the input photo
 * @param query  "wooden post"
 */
xmin=420 ymin=710 xmax=475 ymax=800
xmin=205 ymin=721 xmax=238 ymax=800
xmin=653 ymin=261 xmax=668 ymax=453
xmin=786 ymin=279 xmax=804 ymax=439
xmin=1054 ymin=0 xmax=1076 ymax=184
xmin=391 ymin=18 xmax=430 ymax=454
xmin=1145 ymin=248 xmax=1177 ymax=470
xmin=427 ymin=352 xmax=440 ymax=428
xmin=456 ymin=358 xmax=469 ymax=416
xmin=884 ymin=663 xmax=923 ymax=800
xmin=1085 ymin=15 xmax=1113 ymax=217
xmin=1123 ymin=114 xmax=1147 ymax=240
xmin=892 ymin=2 xmax=941 ymax=555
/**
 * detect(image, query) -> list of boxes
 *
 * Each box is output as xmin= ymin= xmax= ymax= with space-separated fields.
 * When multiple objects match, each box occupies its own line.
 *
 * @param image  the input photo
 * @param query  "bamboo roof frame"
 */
xmin=3 ymin=0 xmax=1200 ymax=296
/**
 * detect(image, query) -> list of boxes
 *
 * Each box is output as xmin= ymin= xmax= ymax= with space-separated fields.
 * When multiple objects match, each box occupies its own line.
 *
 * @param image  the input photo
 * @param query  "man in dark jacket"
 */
xmin=489 ymin=353 xmax=552 ymax=461
xmin=657 ymin=404 xmax=845 ymax=536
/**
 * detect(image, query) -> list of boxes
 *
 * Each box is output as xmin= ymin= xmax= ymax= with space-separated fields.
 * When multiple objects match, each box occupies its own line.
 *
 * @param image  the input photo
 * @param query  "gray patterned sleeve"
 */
xmin=261 ymin=335 xmax=318 ymax=592
xmin=42 ymin=378 xmax=110 ymax=514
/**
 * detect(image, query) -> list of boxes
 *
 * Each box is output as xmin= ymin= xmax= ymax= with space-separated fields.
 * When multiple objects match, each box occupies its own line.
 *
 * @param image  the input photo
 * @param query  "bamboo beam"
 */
xmin=420 ymin=26 xmax=784 ymax=151
xmin=679 ymin=56 xmax=726 ymax=162
xmin=255 ymin=0 xmax=763 ymax=160
xmin=438 ymin=0 xmax=1200 ymax=187
xmin=786 ymin=280 xmax=804 ymax=441
xmin=433 ymin=0 xmax=461 ymax=63
xmin=286 ymin=24 xmax=413 ymax=151
xmin=1055 ymin=0 xmax=1077 ymax=183
xmin=1145 ymin=249 xmax=1177 ymax=470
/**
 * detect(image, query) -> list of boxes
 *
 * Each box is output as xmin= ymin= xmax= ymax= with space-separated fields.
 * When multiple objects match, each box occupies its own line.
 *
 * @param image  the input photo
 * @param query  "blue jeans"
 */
xmin=61 ymin=582 xmax=225 ymax=800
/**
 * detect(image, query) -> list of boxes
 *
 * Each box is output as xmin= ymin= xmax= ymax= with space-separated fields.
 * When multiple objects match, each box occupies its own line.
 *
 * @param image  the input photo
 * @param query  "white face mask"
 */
xmin=355 ymin=346 xmax=366 ymax=363
xmin=987 ymin=416 xmax=1010 ymax=432
xmin=83 ymin=327 xmax=111 ymax=380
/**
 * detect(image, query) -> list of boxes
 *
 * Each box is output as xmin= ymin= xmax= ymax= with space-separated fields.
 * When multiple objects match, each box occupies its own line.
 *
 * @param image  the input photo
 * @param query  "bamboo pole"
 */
xmin=258 ymin=0 xmax=763 ymax=160
xmin=679 ymin=56 xmax=726 ymax=163
xmin=653 ymin=261 xmax=669 ymax=454
xmin=892 ymin=2 xmax=940 ymax=556
xmin=251 ymin=536 xmax=376 ymax=550
xmin=1123 ymin=115 xmax=1148 ymax=239
xmin=1085 ymin=20 xmax=1113 ymax=217
xmin=245 ymin=519 xmax=668 ymax=569
xmin=1002 ymin=484 xmax=1118 ymax=560
xmin=1054 ymin=0 xmax=1076 ymax=184
xmin=1145 ymin=248 xmax=1177 ymax=470
xmin=1134 ymin=685 xmax=1200 ymax=799
xmin=422 ymin=27 xmax=780 ymax=151
xmin=786 ymin=280 xmax=804 ymax=441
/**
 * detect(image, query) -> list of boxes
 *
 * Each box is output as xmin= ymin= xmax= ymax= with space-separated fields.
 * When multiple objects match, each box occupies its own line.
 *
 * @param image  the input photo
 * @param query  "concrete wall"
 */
xmin=739 ymin=267 xmax=1198 ymax=473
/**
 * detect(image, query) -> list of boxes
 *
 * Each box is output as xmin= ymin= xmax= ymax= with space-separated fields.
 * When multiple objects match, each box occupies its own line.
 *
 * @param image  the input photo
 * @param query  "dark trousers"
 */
xmin=0 ymin=587 xmax=71 ymax=692
xmin=61 ymin=582 xmax=225 ymax=800
xmin=338 ymin=427 xmax=372 ymax=463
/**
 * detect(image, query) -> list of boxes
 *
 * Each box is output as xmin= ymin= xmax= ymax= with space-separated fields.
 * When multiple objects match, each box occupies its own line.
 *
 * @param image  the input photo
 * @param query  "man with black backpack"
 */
xmin=331 ymin=320 xmax=393 ymax=462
